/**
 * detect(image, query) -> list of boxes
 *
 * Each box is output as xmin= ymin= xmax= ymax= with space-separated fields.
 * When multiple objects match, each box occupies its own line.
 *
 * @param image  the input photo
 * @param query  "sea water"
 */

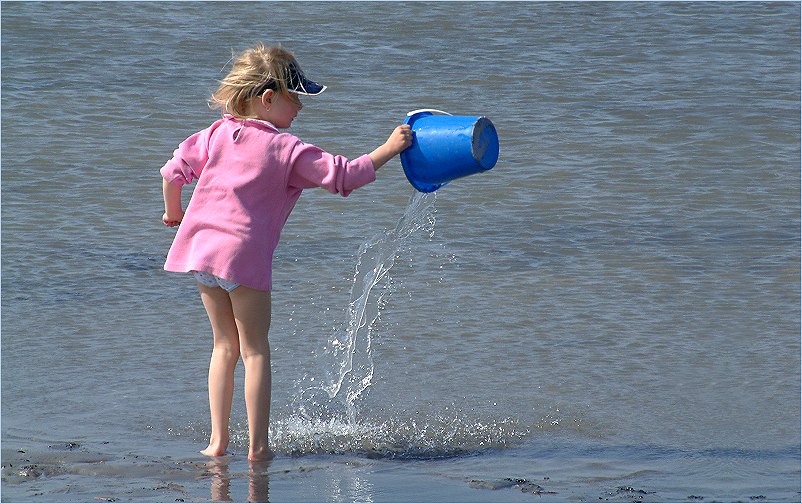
xmin=1 ymin=2 xmax=799 ymax=502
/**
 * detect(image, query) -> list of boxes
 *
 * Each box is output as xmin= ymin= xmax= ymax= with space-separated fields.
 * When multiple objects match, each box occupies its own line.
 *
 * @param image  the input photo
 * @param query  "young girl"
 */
xmin=160 ymin=43 xmax=412 ymax=461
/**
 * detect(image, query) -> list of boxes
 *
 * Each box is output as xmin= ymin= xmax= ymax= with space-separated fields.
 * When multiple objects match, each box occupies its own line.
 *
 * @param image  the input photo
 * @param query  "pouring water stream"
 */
xmin=321 ymin=191 xmax=437 ymax=422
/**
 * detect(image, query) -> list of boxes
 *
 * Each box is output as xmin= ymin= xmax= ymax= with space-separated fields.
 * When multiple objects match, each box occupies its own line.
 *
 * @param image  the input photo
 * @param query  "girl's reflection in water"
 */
xmin=205 ymin=457 xmax=270 ymax=502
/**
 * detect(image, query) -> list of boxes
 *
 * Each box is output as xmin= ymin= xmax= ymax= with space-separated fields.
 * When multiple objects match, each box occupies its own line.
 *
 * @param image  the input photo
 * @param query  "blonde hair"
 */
xmin=209 ymin=43 xmax=299 ymax=119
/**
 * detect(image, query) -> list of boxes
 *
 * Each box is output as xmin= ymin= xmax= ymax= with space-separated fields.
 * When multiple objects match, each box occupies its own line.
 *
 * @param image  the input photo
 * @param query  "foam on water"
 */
xmin=269 ymin=413 xmax=528 ymax=459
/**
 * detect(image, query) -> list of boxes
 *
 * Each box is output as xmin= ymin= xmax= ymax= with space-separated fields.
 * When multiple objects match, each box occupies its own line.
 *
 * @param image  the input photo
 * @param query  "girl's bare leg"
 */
xmin=229 ymin=286 xmax=274 ymax=461
xmin=198 ymin=284 xmax=240 ymax=457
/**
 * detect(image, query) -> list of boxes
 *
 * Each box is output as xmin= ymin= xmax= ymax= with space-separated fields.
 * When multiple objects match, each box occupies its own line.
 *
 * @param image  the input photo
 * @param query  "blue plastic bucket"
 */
xmin=400 ymin=109 xmax=499 ymax=193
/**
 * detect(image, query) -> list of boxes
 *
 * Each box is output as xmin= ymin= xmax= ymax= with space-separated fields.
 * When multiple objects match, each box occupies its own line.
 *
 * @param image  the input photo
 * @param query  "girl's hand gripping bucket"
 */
xmin=400 ymin=109 xmax=499 ymax=193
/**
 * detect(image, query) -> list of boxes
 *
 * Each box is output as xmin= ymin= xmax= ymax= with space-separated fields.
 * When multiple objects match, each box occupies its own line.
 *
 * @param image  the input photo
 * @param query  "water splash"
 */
xmin=269 ymin=413 xmax=528 ymax=459
xmin=320 ymin=191 xmax=437 ymax=422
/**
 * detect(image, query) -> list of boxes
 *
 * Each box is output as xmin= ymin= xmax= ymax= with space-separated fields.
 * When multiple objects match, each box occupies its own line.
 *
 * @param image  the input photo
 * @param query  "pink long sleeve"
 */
xmin=288 ymin=146 xmax=376 ymax=196
xmin=160 ymin=120 xmax=222 ymax=186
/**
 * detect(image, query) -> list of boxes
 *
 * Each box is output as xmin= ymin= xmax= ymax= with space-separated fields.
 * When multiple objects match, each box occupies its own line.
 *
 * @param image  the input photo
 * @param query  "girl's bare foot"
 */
xmin=248 ymin=447 xmax=275 ymax=462
xmin=201 ymin=437 xmax=229 ymax=457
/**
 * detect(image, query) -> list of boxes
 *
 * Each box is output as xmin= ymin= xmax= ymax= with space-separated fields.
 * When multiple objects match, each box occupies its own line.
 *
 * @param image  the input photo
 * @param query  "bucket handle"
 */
xmin=406 ymin=108 xmax=453 ymax=117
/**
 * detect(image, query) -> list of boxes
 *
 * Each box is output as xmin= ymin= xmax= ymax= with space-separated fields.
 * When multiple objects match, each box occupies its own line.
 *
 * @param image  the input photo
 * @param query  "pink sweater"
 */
xmin=161 ymin=116 xmax=377 ymax=291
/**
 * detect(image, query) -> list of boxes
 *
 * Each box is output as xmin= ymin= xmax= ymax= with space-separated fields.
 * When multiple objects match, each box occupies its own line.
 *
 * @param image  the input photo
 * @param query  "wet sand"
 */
xmin=2 ymin=440 xmax=564 ymax=503
xmin=3 ymin=437 xmax=798 ymax=503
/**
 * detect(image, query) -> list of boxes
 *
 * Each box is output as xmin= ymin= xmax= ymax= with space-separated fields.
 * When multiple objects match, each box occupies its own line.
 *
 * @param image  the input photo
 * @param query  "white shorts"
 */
xmin=192 ymin=271 xmax=240 ymax=292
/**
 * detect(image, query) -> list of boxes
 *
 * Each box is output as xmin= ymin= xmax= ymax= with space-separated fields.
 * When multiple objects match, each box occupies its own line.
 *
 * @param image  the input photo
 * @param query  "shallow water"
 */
xmin=2 ymin=1 xmax=800 ymax=502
